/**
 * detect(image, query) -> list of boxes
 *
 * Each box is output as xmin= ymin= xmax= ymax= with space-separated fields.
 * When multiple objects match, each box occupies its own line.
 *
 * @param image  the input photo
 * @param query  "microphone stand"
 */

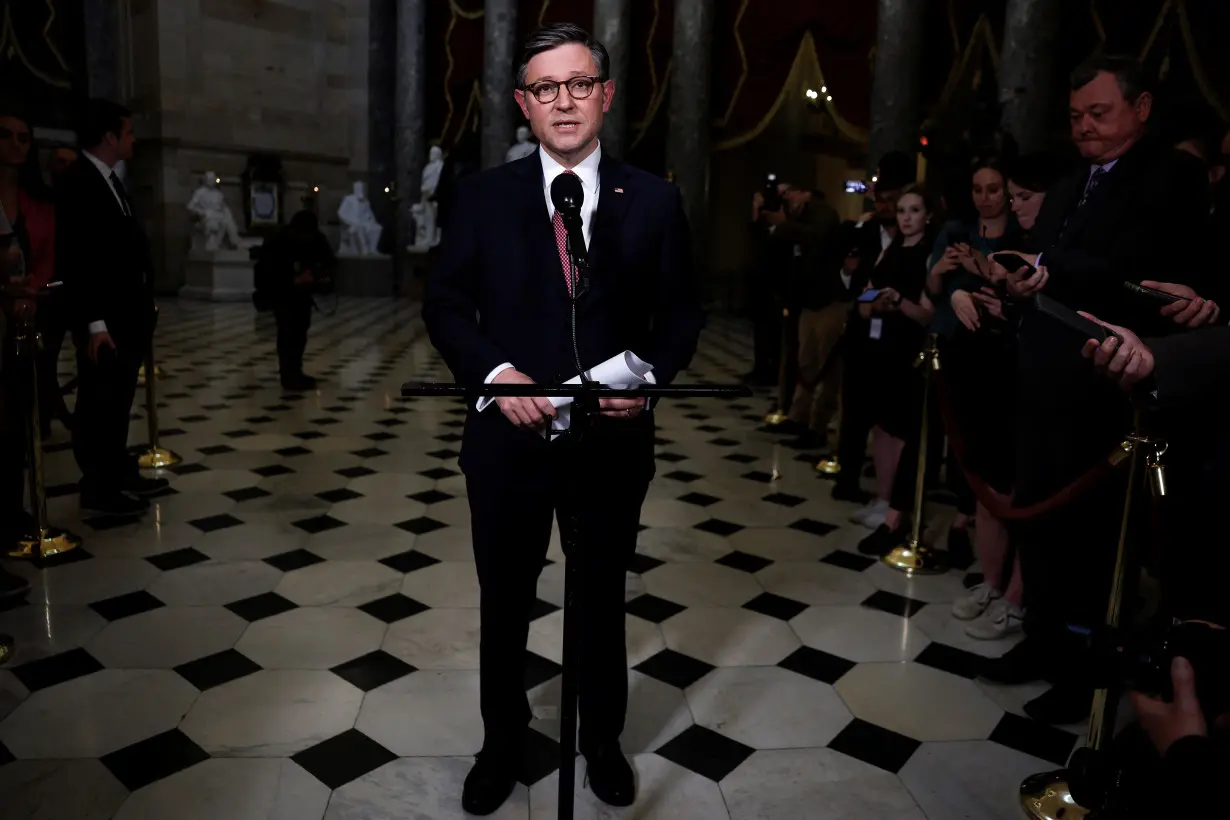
xmin=404 ymin=230 xmax=746 ymax=820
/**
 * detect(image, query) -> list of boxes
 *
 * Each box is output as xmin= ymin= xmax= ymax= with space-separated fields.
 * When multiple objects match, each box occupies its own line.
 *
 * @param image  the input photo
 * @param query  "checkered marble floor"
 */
xmin=0 ymin=298 xmax=1081 ymax=819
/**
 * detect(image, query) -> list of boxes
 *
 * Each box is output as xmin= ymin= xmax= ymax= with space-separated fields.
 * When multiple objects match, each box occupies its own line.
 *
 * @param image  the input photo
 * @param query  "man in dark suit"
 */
xmin=423 ymin=24 xmax=703 ymax=815
xmin=982 ymin=56 xmax=1210 ymax=723
xmin=59 ymin=100 xmax=166 ymax=517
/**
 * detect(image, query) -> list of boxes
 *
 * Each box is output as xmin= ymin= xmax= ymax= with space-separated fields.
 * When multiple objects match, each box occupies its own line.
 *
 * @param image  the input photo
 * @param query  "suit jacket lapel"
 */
xmin=589 ymin=154 xmax=631 ymax=284
xmin=513 ymin=154 xmax=569 ymax=301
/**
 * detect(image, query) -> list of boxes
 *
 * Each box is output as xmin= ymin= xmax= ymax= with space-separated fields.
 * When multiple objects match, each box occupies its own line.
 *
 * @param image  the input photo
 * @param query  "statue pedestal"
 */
xmin=180 ymin=250 xmax=255 ymax=302
xmin=336 ymin=254 xmax=396 ymax=297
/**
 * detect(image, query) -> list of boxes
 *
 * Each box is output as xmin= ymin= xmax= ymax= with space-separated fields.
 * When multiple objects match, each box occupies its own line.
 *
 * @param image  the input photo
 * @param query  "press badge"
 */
xmin=869 ymin=318 xmax=883 ymax=340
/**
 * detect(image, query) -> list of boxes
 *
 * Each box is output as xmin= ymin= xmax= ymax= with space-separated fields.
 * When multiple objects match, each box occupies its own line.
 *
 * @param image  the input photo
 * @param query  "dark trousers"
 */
xmin=72 ymin=336 xmax=142 ymax=496
xmin=0 ymin=351 xmax=28 ymax=523
xmin=466 ymin=461 xmax=649 ymax=758
xmin=749 ymin=286 xmax=781 ymax=379
xmin=36 ymin=296 xmax=71 ymax=426
xmin=775 ymin=308 xmax=800 ymax=413
xmin=888 ymin=371 xmax=943 ymax=514
xmin=835 ymin=348 xmax=874 ymax=493
xmin=274 ymin=297 xmax=312 ymax=378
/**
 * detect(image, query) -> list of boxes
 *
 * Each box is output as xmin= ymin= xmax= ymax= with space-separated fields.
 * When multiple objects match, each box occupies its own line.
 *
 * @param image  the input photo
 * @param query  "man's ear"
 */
xmin=601 ymin=80 xmax=615 ymax=114
xmin=514 ymin=89 xmax=530 ymax=121
xmin=1134 ymin=90 xmax=1153 ymax=122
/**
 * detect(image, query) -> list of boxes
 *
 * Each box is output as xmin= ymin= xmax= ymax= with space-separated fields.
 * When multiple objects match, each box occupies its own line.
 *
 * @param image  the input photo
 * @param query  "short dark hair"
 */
xmin=516 ymin=24 xmax=609 ymax=89
xmin=1008 ymin=153 xmax=1062 ymax=194
xmin=1070 ymin=55 xmax=1148 ymax=103
xmin=79 ymin=99 xmax=132 ymax=149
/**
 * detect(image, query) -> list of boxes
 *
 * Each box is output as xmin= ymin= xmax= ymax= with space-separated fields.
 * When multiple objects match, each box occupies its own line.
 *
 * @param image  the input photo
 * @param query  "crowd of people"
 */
xmin=748 ymin=54 xmax=1229 ymax=794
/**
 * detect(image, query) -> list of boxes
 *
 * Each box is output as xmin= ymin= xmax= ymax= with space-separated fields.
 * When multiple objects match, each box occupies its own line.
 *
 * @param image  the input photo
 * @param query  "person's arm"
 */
xmin=1147 ymin=325 xmax=1230 ymax=409
xmin=640 ymin=185 xmax=704 ymax=386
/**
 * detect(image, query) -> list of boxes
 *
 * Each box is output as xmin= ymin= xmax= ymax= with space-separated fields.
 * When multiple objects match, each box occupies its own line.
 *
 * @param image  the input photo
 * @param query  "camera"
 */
xmin=762 ymin=173 xmax=782 ymax=212
xmin=844 ymin=179 xmax=868 ymax=195
xmin=1085 ymin=620 xmax=1230 ymax=715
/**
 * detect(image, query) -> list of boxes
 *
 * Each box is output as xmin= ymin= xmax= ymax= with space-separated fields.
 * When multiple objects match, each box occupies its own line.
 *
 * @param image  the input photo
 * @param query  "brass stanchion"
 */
xmin=815 ymin=455 xmax=841 ymax=475
xmin=763 ymin=307 xmax=791 ymax=425
xmin=0 ymin=634 xmax=12 ymax=664
xmin=135 ymin=363 xmax=164 ymax=387
xmin=134 ymin=324 xmax=180 ymax=469
xmin=881 ymin=335 xmax=946 ymax=575
xmin=9 ymin=318 xmax=82 ymax=560
xmin=1018 ymin=415 xmax=1166 ymax=820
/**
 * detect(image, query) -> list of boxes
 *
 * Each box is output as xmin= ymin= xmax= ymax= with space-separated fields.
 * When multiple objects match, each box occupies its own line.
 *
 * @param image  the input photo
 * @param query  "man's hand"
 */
xmin=951 ymin=290 xmax=981 ymax=332
xmin=1129 ymin=657 xmax=1207 ymax=757
xmin=1141 ymin=281 xmax=1222 ymax=328
xmin=953 ymin=244 xmax=990 ymax=277
xmin=1078 ymin=313 xmax=1154 ymax=390
xmin=294 ymin=270 xmax=315 ymax=287
xmin=1004 ymin=264 xmax=1049 ymax=300
xmin=88 ymin=331 xmax=116 ymax=363
xmin=763 ymin=208 xmax=787 ymax=226
xmin=599 ymin=397 xmax=645 ymax=419
xmin=971 ymin=287 xmax=1006 ymax=320
xmin=872 ymin=287 xmax=902 ymax=314
xmin=930 ymin=247 xmax=962 ymax=277
xmin=492 ymin=368 xmax=557 ymax=430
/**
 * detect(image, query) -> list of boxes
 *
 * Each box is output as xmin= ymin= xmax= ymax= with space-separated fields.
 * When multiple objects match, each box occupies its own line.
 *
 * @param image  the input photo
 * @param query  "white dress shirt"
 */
xmin=83 ymin=150 xmax=129 ymax=335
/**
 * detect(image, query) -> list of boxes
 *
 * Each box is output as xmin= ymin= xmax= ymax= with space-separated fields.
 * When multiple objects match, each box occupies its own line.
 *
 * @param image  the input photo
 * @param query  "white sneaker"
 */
xmin=966 ymin=598 xmax=1024 ymax=640
xmin=849 ymin=498 xmax=889 ymax=529
xmin=951 ymin=583 xmax=1000 ymax=621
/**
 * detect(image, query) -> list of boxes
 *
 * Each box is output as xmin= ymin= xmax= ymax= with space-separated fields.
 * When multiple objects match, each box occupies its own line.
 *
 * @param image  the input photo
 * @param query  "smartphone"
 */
xmin=994 ymin=253 xmax=1037 ymax=276
xmin=845 ymin=179 xmax=868 ymax=194
xmin=857 ymin=289 xmax=882 ymax=303
xmin=1033 ymin=294 xmax=1119 ymax=344
xmin=1123 ymin=281 xmax=1185 ymax=306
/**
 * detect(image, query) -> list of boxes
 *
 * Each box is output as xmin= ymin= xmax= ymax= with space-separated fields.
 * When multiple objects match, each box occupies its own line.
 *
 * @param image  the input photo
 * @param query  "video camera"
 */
xmin=762 ymin=173 xmax=783 ymax=212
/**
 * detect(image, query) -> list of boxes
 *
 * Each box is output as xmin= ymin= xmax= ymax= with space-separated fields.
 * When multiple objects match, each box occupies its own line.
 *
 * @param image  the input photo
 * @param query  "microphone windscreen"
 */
xmin=551 ymin=173 xmax=584 ymax=213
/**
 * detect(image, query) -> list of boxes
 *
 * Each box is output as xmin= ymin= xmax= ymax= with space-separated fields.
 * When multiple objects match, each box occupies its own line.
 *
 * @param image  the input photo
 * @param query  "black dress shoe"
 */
xmin=461 ymin=752 xmax=518 ymax=816
xmin=858 ymin=524 xmax=902 ymax=556
xmin=584 ymin=744 xmax=635 ymax=807
xmin=1025 ymin=683 xmax=1093 ymax=725
xmin=979 ymin=638 xmax=1046 ymax=685
xmin=121 ymin=475 xmax=170 ymax=496
xmin=81 ymin=491 xmax=149 ymax=517
xmin=280 ymin=374 xmax=318 ymax=391
xmin=786 ymin=431 xmax=828 ymax=451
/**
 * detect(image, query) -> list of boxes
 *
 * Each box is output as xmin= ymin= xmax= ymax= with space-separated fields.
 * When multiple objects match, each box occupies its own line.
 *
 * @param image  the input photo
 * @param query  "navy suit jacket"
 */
xmin=423 ymin=151 xmax=704 ymax=483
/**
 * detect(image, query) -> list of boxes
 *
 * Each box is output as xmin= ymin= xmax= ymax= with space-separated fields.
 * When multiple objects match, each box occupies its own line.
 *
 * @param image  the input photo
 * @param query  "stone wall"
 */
xmin=121 ymin=0 xmax=371 ymax=292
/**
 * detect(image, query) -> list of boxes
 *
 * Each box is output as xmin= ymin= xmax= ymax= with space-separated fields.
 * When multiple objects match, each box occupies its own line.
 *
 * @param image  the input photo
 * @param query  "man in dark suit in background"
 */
xmin=58 ymin=100 xmax=166 ymax=517
xmin=983 ymin=56 xmax=1210 ymax=723
xmin=423 ymin=24 xmax=703 ymax=815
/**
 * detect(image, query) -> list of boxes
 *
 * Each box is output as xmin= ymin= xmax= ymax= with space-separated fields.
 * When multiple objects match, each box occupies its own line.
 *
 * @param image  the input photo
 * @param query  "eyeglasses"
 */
xmin=523 ymin=76 xmax=603 ymax=105
xmin=0 ymin=127 xmax=31 ymax=146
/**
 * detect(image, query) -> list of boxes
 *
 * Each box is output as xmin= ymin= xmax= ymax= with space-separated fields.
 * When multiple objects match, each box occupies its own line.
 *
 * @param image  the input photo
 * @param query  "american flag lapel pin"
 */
xmin=614 ymin=187 xmax=624 ymax=194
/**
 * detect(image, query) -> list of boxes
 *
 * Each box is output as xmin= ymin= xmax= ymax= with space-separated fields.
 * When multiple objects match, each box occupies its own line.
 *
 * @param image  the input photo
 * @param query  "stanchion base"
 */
xmin=763 ymin=410 xmax=789 ymax=426
xmin=0 ymin=635 xmax=13 ymax=665
xmin=1019 ymin=770 xmax=1089 ymax=820
xmin=881 ymin=538 xmax=947 ymax=575
xmin=815 ymin=457 xmax=841 ymax=475
xmin=137 ymin=447 xmax=182 ymax=469
xmin=136 ymin=365 xmax=165 ymax=386
xmin=9 ymin=527 xmax=84 ymax=560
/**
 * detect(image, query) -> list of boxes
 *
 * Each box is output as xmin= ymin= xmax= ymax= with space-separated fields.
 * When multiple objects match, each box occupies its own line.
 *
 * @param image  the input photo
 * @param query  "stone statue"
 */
xmin=505 ymin=126 xmax=536 ymax=162
xmin=412 ymin=147 xmax=444 ymax=250
xmin=421 ymin=146 xmax=444 ymax=201
xmin=187 ymin=171 xmax=244 ymax=252
xmin=337 ymin=181 xmax=383 ymax=256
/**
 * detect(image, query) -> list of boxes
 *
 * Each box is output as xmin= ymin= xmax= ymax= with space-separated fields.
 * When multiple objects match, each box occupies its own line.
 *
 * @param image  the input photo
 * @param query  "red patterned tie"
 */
xmin=553 ymin=170 xmax=577 ymax=296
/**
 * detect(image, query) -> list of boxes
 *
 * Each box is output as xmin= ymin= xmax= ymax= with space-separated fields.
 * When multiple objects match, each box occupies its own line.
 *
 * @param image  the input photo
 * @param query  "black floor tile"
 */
xmin=715 ymin=550 xmax=773 ymax=574
xmin=418 ymin=467 xmax=458 ymax=481
xmin=519 ymin=727 xmax=561 ymax=786
xmin=225 ymin=591 xmax=298 ymax=622
xmin=188 ymin=513 xmax=244 ymax=533
xmin=827 ymin=718 xmax=920 ymax=773
xmin=349 ymin=448 xmax=387 ymax=460
xmin=678 ymin=492 xmax=721 ymax=507
xmin=634 ymin=649 xmax=714 ymax=689
xmin=316 ymin=487 xmax=364 ymax=504
xmin=101 ymin=729 xmax=210 ymax=791
xmin=336 ymin=465 xmax=376 ymax=479
xmin=426 ymin=448 xmax=460 ymax=460
xmin=91 ymin=590 xmax=165 ymax=621
xmin=694 ymin=518 xmax=744 ymax=537
xmin=0 ymin=740 xmax=13 ymax=766
xmin=175 ymin=648 xmax=262 ymax=691
xmin=627 ymin=552 xmax=665 ymax=576
xmin=861 ymin=589 xmax=927 ymax=618
xmin=990 ymin=712 xmax=1080 ymax=766
xmin=913 ymin=642 xmax=983 ymax=680
xmin=524 ymin=650 xmax=562 ymax=690
xmin=45 ymin=482 xmax=80 ymax=498
xmin=84 ymin=514 xmax=143 ymax=531
xmin=199 ymin=444 xmax=236 ymax=456
xmin=790 ymin=518 xmax=839 ymax=537
xmin=358 ymin=593 xmax=430 ymax=624
xmin=311 ymin=417 xmax=341 ymax=426
xmin=243 ymin=417 xmax=275 ymax=426
xmin=223 ymin=429 xmax=256 ymax=439
xmin=696 ymin=424 xmax=724 ymax=433
xmin=741 ymin=470 xmax=774 ymax=484
xmin=145 ymin=547 xmax=210 ymax=572
xmin=778 ymin=646 xmax=857 ymax=685
xmin=723 ymin=453 xmax=757 ymax=464
xmin=252 ymin=464 xmax=295 ymax=478
xmin=292 ymin=729 xmax=399 ymax=789
xmin=292 ymin=515 xmax=348 ymax=535
xmin=365 ymin=431 xmax=398 ymax=442
xmin=656 ymin=452 xmax=688 ymax=463
xmin=274 ymin=446 xmax=312 ymax=458
xmin=663 ymin=470 xmax=702 ymax=483
xmin=394 ymin=517 xmax=448 ymax=536
xmin=706 ymin=437 xmax=740 ymax=447
xmin=655 ymin=725 xmax=753 ymax=783
xmin=821 ymin=551 xmax=877 ymax=572
xmin=169 ymin=462 xmax=210 ymax=477
xmin=332 ymin=650 xmax=417 ymax=692
xmin=408 ymin=489 xmax=454 ymax=505
xmin=743 ymin=592 xmax=808 ymax=622
xmin=763 ymin=492 xmax=806 ymax=507
xmin=380 ymin=550 xmax=441 ymax=574
xmin=224 ymin=486 xmax=272 ymax=503
xmin=625 ymin=594 xmax=686 ymax=624
xmin=265 ymin=548 xmax=326 ymax=572
xmin=528 ymin=598 xmax=560 ymax=621
xmin=293 ymin=430 xmax=327 ymax=441
xmin=11 ymin=647 xmax=104 ymax=692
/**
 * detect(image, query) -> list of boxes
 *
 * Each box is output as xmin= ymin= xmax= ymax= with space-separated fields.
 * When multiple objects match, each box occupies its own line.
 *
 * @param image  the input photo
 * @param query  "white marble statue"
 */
xmin=411 ymin=147 xmax=444 ymax=250
xmin=421 ymin=146 xmax=444 ymax=201
xmin=337 ymin=181 xmax=383 ymax=256
xmin=505 ymin=126 xmax=536 ymax=162
xmin=187 ymin=171 xmax=244 ymax=252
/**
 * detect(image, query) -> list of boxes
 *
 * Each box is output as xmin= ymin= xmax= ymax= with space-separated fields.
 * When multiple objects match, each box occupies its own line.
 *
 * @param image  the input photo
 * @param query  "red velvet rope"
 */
xmin=934 ymin=370 xmax=1126 ymax=521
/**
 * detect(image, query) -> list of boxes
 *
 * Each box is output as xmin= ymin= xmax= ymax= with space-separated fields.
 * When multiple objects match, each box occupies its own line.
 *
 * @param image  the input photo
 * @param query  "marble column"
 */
xmin=868 ymin=0 xmax=927 ymax=173
xmin=396 ymin=0 xmax=427 ymax=261
xmin=369 ymin=0 xmax=398 ymax=227
xmin=83 ymin=0 xmax=121 ymax=100
xmin=665 ymin=0 xmax=714 ymax=257
xmin=594 ymin=0 xmax=632 ymax=158
xmin=482 ymin=0 xmax=519 ymax=169
xmin=1000 ymin=0 xmax=1063 ymax=154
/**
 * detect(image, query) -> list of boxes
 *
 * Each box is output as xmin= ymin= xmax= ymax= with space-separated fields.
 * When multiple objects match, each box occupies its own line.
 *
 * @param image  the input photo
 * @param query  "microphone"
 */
xmin=551 ymin=173 xmax=589 ymax=295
